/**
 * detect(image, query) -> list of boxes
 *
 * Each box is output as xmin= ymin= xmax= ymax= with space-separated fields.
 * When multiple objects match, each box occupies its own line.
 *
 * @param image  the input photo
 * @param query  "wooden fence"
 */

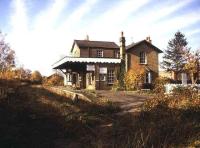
xmin=164 ymin=84 xmax=200 ymax=94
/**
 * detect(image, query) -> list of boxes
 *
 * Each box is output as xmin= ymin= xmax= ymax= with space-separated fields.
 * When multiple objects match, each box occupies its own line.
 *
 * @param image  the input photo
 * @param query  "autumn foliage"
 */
xmin=43 ymin=74 xmax=63 ymax=86
xmin=0 ymin=31 xmax=15 ymax=71
xmin=184 ymin=50 xmax=200 ymax=84
xmin=31 ymin=71 xmax=43 ymax=84
xmin=124 ymin=65 xmax=145 ymax=90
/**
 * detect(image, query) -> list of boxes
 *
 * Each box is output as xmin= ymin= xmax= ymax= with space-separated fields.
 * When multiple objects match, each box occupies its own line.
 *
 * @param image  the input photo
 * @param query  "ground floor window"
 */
xmin=100 ymin=74 xmax=106 ymax=81
xmin=107 ymin=70 xmax=114 ymax=84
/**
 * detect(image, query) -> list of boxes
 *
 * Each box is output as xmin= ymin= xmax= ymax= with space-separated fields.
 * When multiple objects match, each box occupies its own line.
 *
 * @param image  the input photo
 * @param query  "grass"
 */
xmin=0 ymin=80 xmax=199 ymax=147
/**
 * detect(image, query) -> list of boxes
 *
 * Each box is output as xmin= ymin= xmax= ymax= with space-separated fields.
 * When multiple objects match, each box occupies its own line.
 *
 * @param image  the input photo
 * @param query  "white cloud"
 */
xmin=85 ymin=0 xmax=150 ymax=41
xmin=7 ymin=0 xmax=68 ymax=75
xmin=5 ymin=0 xmax=200 ymax=75
xmin=58 ymin=0 xmax=99 ymax=32
xmin=34 ymin=0 xmax=68 ymax=31
xmin=10 ymin=0 xmax=28 ymax=33
xmin=8 ymin=0 xmax=29 ymax=67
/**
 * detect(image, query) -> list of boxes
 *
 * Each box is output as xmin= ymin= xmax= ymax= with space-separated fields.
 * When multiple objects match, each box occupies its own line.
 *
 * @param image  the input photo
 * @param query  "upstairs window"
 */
xmin=140 ymin=52 xmax=147 ymax=64
xmin=97 ymin=49 xmax=103 ymax=57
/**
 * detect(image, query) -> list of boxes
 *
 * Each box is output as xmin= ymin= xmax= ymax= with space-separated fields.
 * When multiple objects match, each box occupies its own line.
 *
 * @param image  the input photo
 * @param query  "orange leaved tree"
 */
xmin=124 ymin=65 xmax=145 ymax=90
xmin=184 ymin=50 xmax=200 ymax=84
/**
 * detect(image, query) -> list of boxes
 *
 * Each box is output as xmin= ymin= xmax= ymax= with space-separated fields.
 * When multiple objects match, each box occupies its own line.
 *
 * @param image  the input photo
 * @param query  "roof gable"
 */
xmin=126 ymin=40 xmax=163 ymax=53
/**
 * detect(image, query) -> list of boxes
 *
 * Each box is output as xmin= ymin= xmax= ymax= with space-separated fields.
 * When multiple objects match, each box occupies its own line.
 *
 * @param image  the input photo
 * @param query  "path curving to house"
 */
xmin=96 ymin=90 xmax=152 ymax=113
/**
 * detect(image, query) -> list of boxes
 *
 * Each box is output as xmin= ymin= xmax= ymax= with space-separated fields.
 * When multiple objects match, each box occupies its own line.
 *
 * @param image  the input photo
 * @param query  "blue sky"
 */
xmin=0 ymin=0 xmax=200 ymax=75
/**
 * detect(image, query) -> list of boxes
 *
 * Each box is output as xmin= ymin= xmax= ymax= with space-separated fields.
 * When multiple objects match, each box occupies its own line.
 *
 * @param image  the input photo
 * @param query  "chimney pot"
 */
xmin=85 ymin=35 xmax=89 ymax=40
xmin=121 ymin=31 xmax=124 ymax=37
xmin=119 ymin=31 xmax=126 ymax=60
xmin=146 ymin=36 xmax=152 ymax=43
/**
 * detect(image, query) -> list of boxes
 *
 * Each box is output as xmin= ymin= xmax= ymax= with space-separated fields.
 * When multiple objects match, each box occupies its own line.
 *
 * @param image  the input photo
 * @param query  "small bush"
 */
xmin=124 ymin=67 xmax=145 ymax=90
xmin=112 ymin=80 xmax=120 ymax=91
xmin=43 ymin=74 xmax=63 ymax=86
xmin=31 ymin=71 xmax=43 ymax=84
xmin=153 ymin=77 xmax=170 ymax=93
xmin=172 ymin=86 xmax=198 ymax=98
xmin=0 ymin=70 xmax=16 ymax=80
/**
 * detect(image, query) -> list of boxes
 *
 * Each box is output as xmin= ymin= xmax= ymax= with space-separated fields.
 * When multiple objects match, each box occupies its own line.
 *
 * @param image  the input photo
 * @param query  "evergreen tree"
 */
xmin=162 ymin=31 xmax=190 ymax=80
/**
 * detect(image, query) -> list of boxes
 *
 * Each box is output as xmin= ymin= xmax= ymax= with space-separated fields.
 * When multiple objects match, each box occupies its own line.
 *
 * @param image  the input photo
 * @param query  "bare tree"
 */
xmin=0 ymin=31 xmax=15 ymax=71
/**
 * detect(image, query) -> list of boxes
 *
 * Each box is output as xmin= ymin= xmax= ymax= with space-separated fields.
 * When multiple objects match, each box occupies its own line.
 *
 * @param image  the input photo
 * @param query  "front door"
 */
xmin=86 ymin=72 xmax=95 ymax=90
xmin=72 ymin=73 xmax=77 ymax=85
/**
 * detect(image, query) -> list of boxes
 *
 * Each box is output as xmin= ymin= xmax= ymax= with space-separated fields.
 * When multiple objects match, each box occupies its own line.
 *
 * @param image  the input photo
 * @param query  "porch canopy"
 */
xmin=52 ymin=57 xmax=121 ymax=70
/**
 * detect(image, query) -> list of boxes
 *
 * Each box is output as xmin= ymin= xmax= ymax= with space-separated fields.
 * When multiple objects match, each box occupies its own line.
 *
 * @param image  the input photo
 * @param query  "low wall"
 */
xmin=164 ymin=84 xmax=200 ymax=94
xmin=44 ymin=86 xmax=92 ymax=102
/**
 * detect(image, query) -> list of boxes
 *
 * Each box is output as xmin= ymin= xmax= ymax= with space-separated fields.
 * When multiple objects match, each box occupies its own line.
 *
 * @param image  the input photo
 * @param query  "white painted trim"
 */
xmin=52 ymin=57 xmax=121 ymax=68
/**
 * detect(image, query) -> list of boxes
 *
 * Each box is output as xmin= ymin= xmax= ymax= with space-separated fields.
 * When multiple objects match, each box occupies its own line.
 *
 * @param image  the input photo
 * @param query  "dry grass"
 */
xmin=0 ymin=80 xmax=199 ymax=147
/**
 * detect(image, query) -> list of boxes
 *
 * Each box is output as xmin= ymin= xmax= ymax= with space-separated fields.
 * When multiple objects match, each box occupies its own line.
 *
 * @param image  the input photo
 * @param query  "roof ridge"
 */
xmin=75 ymin=39 xmax=117 ymax=43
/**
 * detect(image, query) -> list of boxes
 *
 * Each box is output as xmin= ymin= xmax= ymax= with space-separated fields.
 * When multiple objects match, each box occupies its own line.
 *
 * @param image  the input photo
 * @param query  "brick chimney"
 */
xmin=119 ymin=31 xmax=126 ymax=60
xmin=146 ymin=36 xmax=152 ymax=43
xmin=85 ymin=35 xmax=89 ymax=40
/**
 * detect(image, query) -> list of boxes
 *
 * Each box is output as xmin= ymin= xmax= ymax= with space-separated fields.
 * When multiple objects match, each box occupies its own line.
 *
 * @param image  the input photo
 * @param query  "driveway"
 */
xmin=96 ymin=91 xmax=152 ymax=113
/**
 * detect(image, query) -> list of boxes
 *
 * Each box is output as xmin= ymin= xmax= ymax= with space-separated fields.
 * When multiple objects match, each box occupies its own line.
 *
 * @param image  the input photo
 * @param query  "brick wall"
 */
xmin=80 ymin=48 xmax=119 ymax=58
xmin=127 ymin=43 xmax=159 ymax=82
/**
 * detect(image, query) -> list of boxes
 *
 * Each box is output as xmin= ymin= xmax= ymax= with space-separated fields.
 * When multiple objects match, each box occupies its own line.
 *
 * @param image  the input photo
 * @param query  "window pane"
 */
xmin=140 ymin=52 xmax=146 ymax=64
xmin=107 ymin=70 xmax=114 ymax=84
xmin=97 ymin=49 xmax=103 ymax=57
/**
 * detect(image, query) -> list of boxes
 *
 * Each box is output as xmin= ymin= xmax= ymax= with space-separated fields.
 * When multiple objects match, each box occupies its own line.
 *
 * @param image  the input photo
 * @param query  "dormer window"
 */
xmin=140 ymin=52 xmax=147 ymax=64
xmin=97 ymin=49 xmax=103 ymax=57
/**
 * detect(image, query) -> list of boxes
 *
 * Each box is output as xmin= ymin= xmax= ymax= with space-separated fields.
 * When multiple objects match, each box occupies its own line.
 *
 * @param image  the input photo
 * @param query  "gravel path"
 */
xmin=96 ymin=91 xmax=151 ymax=113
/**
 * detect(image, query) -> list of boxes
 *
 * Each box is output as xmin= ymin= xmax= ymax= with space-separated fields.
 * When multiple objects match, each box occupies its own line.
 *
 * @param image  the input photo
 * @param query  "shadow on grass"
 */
xmin=0 ymin=81 xmax=199 ymax=148
xmin=0 ymin=83 xmax=120 ymax=148
xmin=111 ymin=104 xmax=200 ymax=148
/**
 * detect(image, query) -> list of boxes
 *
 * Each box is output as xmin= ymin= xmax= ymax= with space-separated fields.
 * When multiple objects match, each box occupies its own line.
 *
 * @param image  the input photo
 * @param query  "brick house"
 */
xmin=52 ymin=32 xmax=162 ymax=90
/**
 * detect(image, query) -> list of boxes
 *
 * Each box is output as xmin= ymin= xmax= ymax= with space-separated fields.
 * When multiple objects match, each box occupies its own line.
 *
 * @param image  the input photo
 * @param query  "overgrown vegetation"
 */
xmin=1 ymin=79 xmax=199 ymax=147
xmin=117 ymin=60 xmax=126 ymax=89
xmin=153 ymin=77 xmax=170 ymax=93
xmin=43 ymin=74 xmax=64 ymax=86
xmin=139 ymin=86 xmax=200 ymax=147
xmin=124 ymin=65 xmax=145 ymax=90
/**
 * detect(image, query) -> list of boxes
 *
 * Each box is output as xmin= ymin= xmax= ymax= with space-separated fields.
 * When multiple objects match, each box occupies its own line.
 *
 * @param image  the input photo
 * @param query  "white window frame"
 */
xmin=144 ymin=72 xmax=151 ymax=83
xmin=107 ymin=70 xmax=114 ymax=84
xmin=97 ymin=49 xmax=103 ymax=57
xmin=140 ymin=52 xmax=147 ymax=64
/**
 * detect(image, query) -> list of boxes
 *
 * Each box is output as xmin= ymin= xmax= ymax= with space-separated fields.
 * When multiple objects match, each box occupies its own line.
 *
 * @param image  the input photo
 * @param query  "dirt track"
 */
xmin=96 ymin=90 xmax=151 ymax=113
